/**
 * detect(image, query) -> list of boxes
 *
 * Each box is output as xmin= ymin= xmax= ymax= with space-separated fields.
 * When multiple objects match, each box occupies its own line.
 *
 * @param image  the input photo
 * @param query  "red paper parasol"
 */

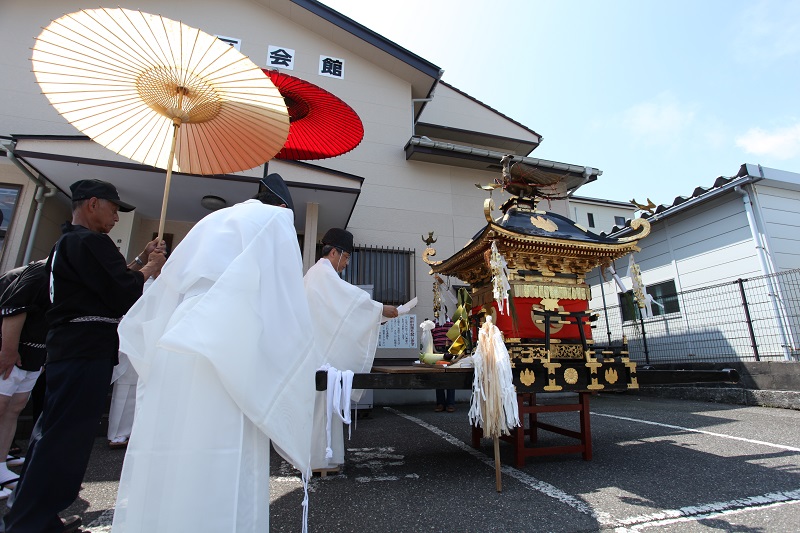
xmin=263 ymin=70 xmax=364 ymax=160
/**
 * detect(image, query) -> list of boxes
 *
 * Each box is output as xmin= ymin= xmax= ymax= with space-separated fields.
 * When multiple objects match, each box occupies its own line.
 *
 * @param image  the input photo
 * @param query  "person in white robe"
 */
xmin=112 ymin=174 xmax=321 ymax=533
xmin=304 ymin=228 xmax=398 ymax=471
xmin=108 ymin=278 xmax=154 ymax=450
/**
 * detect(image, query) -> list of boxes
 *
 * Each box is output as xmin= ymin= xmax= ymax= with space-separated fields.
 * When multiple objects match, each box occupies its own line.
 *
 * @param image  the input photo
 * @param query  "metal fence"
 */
xmin=591 ymin=269 xmax=800 ymax=363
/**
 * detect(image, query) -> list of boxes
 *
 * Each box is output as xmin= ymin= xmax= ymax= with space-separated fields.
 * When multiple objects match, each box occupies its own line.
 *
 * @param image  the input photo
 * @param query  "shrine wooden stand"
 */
xmin=471 ymin=392 xmax=591 ymax=467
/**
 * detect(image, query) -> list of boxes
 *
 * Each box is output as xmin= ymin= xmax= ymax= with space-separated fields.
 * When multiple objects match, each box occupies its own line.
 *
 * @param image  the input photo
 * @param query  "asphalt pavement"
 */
xmin=2 ymin=393 xmax=799 ymax=532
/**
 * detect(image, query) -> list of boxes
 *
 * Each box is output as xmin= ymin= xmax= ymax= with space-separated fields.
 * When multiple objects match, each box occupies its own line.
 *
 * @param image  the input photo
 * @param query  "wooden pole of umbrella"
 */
xmin=158 ymin=88 xmax=187 ymax=241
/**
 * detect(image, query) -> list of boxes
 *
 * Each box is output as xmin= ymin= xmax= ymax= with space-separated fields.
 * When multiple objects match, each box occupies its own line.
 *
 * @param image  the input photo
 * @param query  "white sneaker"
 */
xmin=109 ymin=436 xmax=129 ymax=449
xmin=5 ymin=456 xmax=23 ymax=467
xmin=0 ymin=487 xmax=11 ymax=500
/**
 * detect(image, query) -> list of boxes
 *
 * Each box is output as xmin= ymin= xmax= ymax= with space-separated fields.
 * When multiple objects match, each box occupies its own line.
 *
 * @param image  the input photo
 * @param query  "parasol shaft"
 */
xmin=158 ymin=89 xmax=186 ymax=241
xmin=158 ymin=119 xmax=181 ymax=241
xmin=494 ymin=436 xmax=502 ymax=492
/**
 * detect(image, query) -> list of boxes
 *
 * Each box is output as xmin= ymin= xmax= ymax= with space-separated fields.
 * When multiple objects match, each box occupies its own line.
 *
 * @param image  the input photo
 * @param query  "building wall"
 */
xmin=568 ymin=198 xmax=636 ymax=235
xmin=589 ymin=193 xmax=763 ymax=309
xmin=586 ymin=190 xmax=799 ymax=362
xmin=752 ymin=182 xmax=800 ymax=272
xmin=417 ymin=84 xmax=539 ymax=147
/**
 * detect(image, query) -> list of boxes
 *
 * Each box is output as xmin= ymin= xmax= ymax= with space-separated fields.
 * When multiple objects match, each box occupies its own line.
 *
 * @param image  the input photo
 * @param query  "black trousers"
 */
xmin=4 ymin=357 xmax=113 ymax=533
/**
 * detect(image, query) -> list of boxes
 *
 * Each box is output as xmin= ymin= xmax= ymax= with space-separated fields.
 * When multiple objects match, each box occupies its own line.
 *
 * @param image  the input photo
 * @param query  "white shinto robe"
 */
xmin=108 ymin=279 xmax=154 ymax=442
xmin=303 ymin=257 xmax=383 ymax=470
xmin=112 ymin=200 xmax=320 ymax=532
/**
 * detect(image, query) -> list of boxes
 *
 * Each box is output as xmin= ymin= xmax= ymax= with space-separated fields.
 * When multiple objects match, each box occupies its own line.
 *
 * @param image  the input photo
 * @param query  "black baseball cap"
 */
xmin=70 ymin=179 xmax=135 ymax=212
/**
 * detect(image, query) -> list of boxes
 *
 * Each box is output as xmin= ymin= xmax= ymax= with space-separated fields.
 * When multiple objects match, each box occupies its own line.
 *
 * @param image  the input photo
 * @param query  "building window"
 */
xmin=0 ymin=185 xmax=21 ymax=258
xmin=587 ymin=213 xmax=595 ymax=228
xmin=317 ymin=244 xmax=415 ymax=305
xmin=614 ymin=216 xmax=626 ymax=226
xmin=619 ymin=279 xmax=679 ymax=321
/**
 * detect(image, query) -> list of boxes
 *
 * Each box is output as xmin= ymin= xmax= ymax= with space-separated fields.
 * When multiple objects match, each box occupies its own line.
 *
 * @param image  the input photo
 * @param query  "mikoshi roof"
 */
xmin=264 ymin=69 xmax=364 ymax=160
xmin=425 ymin=197 xmax=650 ymax=285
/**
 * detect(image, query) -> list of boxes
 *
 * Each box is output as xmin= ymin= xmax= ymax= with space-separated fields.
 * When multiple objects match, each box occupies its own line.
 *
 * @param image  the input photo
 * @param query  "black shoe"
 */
xmin=61 ymin=515 xmax=82 ymax=533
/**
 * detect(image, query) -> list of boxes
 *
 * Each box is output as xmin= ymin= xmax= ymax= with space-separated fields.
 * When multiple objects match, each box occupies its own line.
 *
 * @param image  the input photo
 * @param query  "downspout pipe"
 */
xmin=735 ymin=183 xmax=793 ymax=360
xmin=0 ymin=140 xmax=57 ymax=265
xmin=24 ymin=185 xmax=58 ymax=264
xmin=410 ymin=69 xmax=444 ymax=136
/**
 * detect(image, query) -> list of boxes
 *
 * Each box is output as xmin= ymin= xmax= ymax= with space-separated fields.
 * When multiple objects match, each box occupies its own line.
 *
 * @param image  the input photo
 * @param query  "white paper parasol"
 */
xmin=31 ymin=8 xmax=290 ymax=238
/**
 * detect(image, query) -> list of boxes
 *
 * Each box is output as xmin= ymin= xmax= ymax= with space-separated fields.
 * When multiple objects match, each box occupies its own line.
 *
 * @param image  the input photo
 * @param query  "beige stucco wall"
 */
xmin=418 ymin=83 xmax=539 ymax=147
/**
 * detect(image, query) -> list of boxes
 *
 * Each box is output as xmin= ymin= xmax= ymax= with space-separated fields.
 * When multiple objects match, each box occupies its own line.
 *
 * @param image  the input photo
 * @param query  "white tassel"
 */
xmin=489 ymin=242 xmax=511 ymax=315
xmin=301 ymin=466 xmax=310 ymax=533
xmin=468 ymin=316 xmax=520 ymax=437
xmin=322 ymin=365 xmax=355 ymax=460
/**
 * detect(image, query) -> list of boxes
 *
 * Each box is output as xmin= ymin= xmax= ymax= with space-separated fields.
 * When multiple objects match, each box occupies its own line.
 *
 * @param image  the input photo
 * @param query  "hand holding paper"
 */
xmin=381 ymin=297 xmax=417 ymax=323
xmin=397 ymin=297 xmax=417 ymax=315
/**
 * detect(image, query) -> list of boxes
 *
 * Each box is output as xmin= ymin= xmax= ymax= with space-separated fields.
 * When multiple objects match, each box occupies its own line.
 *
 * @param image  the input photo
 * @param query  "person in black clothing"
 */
xmin=0 ymin=260 xmax=49 ymax=497
xmin=432 ymin=317 xmax=456 ymax=412
xmin=3 ymin=179 xmax=166 ymax=533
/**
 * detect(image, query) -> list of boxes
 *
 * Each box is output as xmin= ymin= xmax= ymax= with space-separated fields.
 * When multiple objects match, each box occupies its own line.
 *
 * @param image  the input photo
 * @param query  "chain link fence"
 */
xmin=591 ymin=269 xmax=800 ymax=363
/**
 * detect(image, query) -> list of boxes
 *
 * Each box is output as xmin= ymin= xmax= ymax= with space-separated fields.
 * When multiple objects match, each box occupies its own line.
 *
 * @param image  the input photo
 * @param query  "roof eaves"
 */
xmin=406 ymin=136 xmax=601 ymax=177
xmin=604 ymin=171 xmax=762 ymax=237
xmin=291 ymin=0 xmax=442 ymax=79
xmin=569 ymin=195 xmax=636 ymax=208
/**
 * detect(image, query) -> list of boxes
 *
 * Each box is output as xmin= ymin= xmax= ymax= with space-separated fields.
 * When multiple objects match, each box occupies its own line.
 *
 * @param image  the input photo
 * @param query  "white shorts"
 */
xmin=0 ymin=366 xmax=42 ymax=397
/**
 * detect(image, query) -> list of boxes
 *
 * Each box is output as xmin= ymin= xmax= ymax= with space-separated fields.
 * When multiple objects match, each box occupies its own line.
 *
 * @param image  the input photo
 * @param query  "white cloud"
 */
xmin=735 ymin=124 xmax=800 ymax=159
xmin=621 ymin=93 xmax=695 ymax=145
xmin=733 ymin=0 xmax=800 ymax=63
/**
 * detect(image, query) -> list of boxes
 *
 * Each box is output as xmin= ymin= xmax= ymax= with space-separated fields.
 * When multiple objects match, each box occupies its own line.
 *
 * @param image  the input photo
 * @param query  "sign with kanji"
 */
xmin=319 ymin=55 xmax=345 ymax=79
xmin=216 ymin=35 xmax=241 ymax=52
xmin=267 ymin=45 xmax=295 ymax=70
xmin=378 ymin=314 xmax=417 ymax=348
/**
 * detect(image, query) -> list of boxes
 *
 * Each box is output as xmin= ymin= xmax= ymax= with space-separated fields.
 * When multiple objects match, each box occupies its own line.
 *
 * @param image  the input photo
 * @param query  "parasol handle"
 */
xmin=157 ymin=120 xmax=179 ymax=241
xmin=158 ymin=89 xmax=187 ymax=241
xmin=494 ymin=436 xmax=502 ymax=492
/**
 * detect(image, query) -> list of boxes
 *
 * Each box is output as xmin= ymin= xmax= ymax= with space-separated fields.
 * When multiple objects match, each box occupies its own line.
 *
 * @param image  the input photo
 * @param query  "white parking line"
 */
xmin=385 ymin=406 xmax=800 ymax=530
xmin=592 ymin=412 xmax=800 ymax=452
xmin=384 ymin=406 xmax=615 ymax=525
xmin=614 ymin=489 xmax=800 ymax=531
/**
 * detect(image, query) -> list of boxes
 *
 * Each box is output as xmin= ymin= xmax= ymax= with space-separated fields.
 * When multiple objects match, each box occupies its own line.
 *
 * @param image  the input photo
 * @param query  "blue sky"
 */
xmin=321 ymin=0 xmax=800 ymax=205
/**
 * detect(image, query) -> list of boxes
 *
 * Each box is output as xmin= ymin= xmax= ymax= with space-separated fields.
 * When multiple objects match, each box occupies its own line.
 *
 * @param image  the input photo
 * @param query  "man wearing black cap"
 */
xmin=110 ymin=173 xmax=320 ymax=532
xmin=4 ymin=179 xmax=166 ymax=533
xmin=303 ymin=227 xmax=398 ymax=471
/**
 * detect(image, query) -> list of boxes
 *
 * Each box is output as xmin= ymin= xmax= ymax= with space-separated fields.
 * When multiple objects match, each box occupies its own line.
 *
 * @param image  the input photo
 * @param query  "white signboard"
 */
xmin=378 ymin=314 xmax=417 ymax=348
xmin=267 ymin=45 xmax=295 ymax=70
xmin=319 ymin=55 xmax=345 ymax=79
